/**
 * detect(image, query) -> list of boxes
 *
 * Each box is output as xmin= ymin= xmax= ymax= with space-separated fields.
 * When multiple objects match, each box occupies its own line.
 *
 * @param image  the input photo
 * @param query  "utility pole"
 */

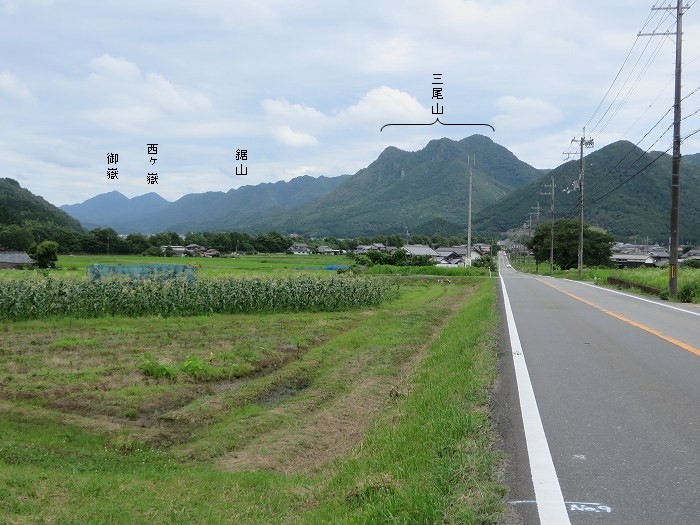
xmin=541 ymin=176 xmax=555 ymax=275
xmin=466 ymin=154 xmax=474 ymax=267
xmin=532 ymin=201 xmax=541 ymax=227
xmin=571 ymin=131 xmax=594 ymax=274
xmin=639 ymin=0 xmax=687 ymax=298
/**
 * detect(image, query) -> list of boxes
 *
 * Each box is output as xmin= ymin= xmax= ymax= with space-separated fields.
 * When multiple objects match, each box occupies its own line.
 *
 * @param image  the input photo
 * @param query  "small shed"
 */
xmin=0 ymin=251 xmax=36 ymax=269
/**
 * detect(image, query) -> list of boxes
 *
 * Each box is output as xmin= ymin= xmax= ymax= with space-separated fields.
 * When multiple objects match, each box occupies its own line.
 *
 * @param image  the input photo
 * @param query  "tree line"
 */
xmin=0 ymin=221 xmax=497 ymax=256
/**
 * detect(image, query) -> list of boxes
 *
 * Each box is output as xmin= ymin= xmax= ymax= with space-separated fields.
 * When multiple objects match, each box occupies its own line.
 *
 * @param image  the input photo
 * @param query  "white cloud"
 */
xmin=144 ymin=72 xmax=212 ymax=113
xmin=337 ymin=86 xmax=426 ymax=125
xmin=83 ymin=54 xmax=214 ymax=134
xmin=262 ymin=99 xmax=328 ymax=127
xmin=2 ymin=0 xmax=53 ymax=14
xmin=0 ymin=72 xmax=32 ymax=100
xmin=2 ymin=0 xmax=698 ymax=207
xmin=492 ymin=95 xmax=564 ymax=131
xmin=271 ymin=126 xmax=319 ymax=147
xmin=363 ymin=36 xmax=416 ymax=73
xmin=88 ymin=54 xmax=141 ymax=82
xmin=87 ymin=54 xmax=212 ymax=114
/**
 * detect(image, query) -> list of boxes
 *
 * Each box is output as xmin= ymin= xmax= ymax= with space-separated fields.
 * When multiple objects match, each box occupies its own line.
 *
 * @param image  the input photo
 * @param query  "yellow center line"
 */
xmin=536 ymin=278 xmax=700 ymax=357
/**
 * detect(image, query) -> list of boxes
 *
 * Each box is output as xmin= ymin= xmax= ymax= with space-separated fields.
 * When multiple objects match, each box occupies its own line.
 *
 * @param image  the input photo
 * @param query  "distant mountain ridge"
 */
xmin=243 ymin=135 xmax=543 ymax=236
xmin=58 ymin=136 xmax=700 ymax=242
xmin=61 ymin=174 xmax=350 ymax=234
xmin=474 ymin=140 xmax=700 ymax=243
xmin=61 ymin=191 xmax=170 ymax=231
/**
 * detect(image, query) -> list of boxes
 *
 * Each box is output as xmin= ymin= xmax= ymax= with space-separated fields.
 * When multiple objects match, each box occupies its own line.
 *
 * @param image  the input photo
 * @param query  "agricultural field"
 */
xmin=0 ymin=253 xmax=355 ymax=281
xmin=0 ymin=256 xmax=506 ymax=524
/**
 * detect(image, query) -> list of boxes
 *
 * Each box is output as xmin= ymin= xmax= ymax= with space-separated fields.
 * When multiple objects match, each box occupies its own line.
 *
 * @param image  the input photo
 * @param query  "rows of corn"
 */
xmin=0 ymin=275 xmax=400 ymax=320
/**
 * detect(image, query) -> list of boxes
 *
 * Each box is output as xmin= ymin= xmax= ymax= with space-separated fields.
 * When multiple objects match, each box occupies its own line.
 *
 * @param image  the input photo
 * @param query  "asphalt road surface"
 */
xmin=496 ymin=255 xmax=700 ymax=525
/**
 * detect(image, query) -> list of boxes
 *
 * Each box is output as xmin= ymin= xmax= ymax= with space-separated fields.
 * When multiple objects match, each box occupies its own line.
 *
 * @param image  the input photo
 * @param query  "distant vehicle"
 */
xmin=506 ymin=264 xmax=512 ymax=268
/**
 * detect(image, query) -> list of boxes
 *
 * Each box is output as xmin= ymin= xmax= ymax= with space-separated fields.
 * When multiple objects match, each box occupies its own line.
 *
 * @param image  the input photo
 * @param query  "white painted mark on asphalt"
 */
xmin=500 ymin=273 xmax=571 ymax=525
xmin=565 ymin=279 xmax=700 ymax=318
xmin=510 ymin=500 xmax=613 ymax=514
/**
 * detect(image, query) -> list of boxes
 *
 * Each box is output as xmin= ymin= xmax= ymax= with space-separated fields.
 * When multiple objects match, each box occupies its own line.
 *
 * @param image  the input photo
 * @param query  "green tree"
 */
xmin=530 ymin=219 xmax=614 ymax=270
xmin=149 ymin=231 xmax=182 ymax=248
xmin=33 ymin=240 xmax=59 ymax=268
xmin=0 ymin=224 xmax=34 ymax=250
xmin=472 ymin=255 xmax=497 ymax=272
xmin=125 ymin=233 xmax=151 ymax=254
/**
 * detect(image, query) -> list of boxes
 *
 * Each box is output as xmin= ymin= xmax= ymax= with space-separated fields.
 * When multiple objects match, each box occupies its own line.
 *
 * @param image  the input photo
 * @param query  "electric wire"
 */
xmin=563 ymin=8 xmax=675 ymax=158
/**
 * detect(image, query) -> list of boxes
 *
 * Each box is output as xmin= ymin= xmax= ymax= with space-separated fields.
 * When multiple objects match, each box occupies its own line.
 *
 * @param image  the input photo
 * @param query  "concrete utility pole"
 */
xmin=466 ymin=154 xmax=474 ymax=267
xmin=532 ymin=201 xmax=541 ymax=227
xmin=571 ymin=131 xmax=594 ymax=274
xmin=541 ymin=176 xmax=555 ymax=275
xmin=639 ymin=0 xmax=687 ymax=298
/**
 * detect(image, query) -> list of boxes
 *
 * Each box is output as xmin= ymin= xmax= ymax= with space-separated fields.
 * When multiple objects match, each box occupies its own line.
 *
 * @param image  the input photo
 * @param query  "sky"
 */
xmin=2 ymin=0 xmax=700 ymax=207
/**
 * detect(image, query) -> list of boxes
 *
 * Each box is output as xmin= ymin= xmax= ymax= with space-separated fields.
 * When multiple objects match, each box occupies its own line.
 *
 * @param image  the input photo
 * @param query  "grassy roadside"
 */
xmin=0 ymin=278 xmax=505 ymax=524
xmin=508 ymin=256 xmax=700 ymax=303
xmin=297 ymin=278 xmax=504 ymax=524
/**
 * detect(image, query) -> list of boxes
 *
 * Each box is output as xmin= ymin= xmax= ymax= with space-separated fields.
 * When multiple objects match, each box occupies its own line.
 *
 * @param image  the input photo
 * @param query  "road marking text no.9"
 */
xmin=570 ymin=504 xmax=612 ymax=513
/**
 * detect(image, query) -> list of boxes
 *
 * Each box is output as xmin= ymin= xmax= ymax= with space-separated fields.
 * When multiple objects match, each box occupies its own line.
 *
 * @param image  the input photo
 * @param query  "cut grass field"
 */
xmin=0 ymin=275 xmax=505 ymax=524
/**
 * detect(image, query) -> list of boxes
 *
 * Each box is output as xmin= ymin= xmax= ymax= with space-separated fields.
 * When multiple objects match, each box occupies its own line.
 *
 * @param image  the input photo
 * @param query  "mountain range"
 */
xmin=60 ymin=175 xmax=350 ymax=234
xmin=474 ymin=141 xmax=700 ymax=243
xmin=12 ymin=134 xmax=697 ymax=244
xmin=60 ymin=135 xmax=542 ymax=237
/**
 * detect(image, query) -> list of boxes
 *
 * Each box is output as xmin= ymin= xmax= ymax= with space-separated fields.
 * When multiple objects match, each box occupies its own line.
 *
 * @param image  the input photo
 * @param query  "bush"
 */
xmin=682 ymin=259 xmax=700 ymax=269
xmin=138 ymin=353 xmax=176 ymax=380
xmin=32 ymin=241 xmax=59 ymax=268
xmin=472 ymin=255 xmax=497 ymax=272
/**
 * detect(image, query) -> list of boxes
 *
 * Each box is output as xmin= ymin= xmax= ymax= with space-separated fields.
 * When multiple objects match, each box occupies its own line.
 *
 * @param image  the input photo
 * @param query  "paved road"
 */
xmin=496 ymin=256 xmax=700 ymax=525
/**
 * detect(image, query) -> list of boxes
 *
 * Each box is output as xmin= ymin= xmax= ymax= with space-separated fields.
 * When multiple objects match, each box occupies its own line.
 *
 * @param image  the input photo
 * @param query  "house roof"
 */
xmin=402 ymin=244 xmax=440 ymax=257
xmin=0 ymin=251 xmax=35 ymax=264
xmin=437 ymin=246 xmax=470 ymax=256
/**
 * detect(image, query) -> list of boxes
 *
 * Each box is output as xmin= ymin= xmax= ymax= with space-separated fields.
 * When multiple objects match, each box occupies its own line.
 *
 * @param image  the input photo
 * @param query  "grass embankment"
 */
xmin=509 ymin=257 xmax=700 ymax=303
xmin=0 ymin=278 xmax=505 ymax=524
xmin=365 ymin=264 xmax=491 ymax=277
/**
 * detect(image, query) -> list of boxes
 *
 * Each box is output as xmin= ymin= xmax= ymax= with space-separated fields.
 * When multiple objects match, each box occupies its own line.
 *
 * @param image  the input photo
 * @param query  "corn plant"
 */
xmin=0 ymin=274 xmax=400 ymax=320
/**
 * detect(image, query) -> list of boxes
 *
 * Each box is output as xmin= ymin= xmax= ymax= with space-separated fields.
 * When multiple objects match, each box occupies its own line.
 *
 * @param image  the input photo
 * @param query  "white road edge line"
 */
xmin=500 ymin=273 xmax=571 ymax=525
xmin=564 ymin=279 xmax=700 ymax=318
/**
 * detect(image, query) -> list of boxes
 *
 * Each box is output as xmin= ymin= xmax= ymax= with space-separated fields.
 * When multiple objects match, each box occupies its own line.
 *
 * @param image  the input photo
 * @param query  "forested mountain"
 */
xmin=0 ymin=178 xmax=85 ymax=251
xmin=60 ymin=191 xmax=170 ymax=231
xmin=0 ymin=178 xmax=84 ymax=232
xmin=57 ymin=136 xmax=700 ymax=242
xmin=473 ymin=141 xmax=700 ymax=244
xmin=243 ymin=135 xmax=542 ymax=237
xmin=61 ymin=175 xmax=350 ymax=234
